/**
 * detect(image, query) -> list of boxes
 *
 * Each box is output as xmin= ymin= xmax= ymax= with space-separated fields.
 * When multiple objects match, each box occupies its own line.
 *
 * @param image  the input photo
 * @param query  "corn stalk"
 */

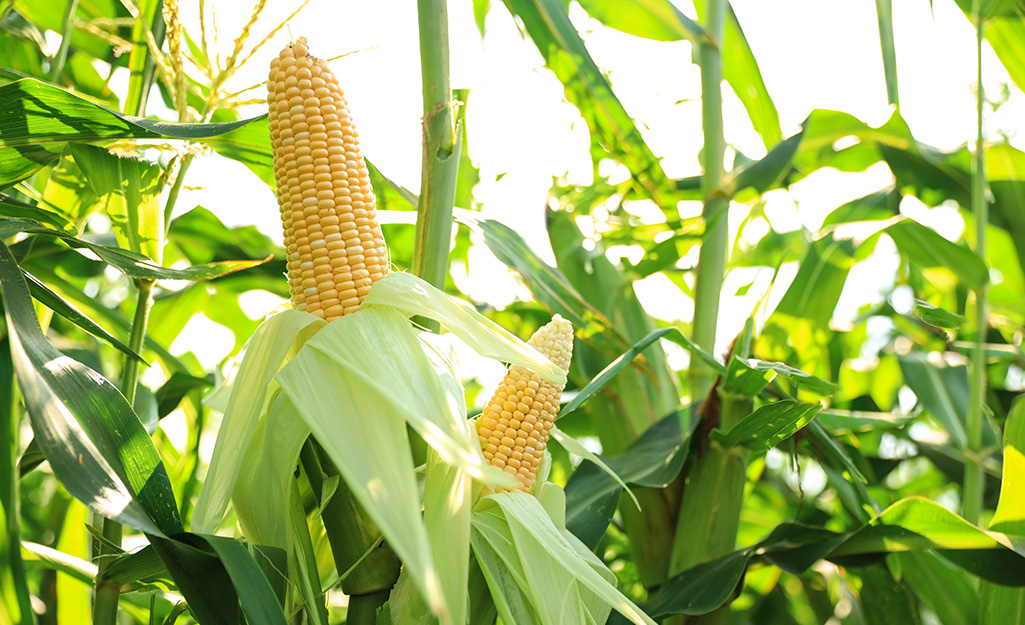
xmin=93 ymin=279 xmax=155 ymax=625
xmin=687 ymin=0 xmax=729 ymax=406
xmin=669 ymin=2 xmax=747 ymax=623
xmin=413 ymin=0 xmax=462 ymax=300
xmin=93 ymin=10 xmax=167 ymax=608
xmin=963 ymin=1 xmax=988 ymax=526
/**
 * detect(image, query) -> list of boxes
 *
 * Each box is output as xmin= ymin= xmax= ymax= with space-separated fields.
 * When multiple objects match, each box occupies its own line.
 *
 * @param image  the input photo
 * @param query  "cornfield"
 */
xmin=1 ymin=1 xmax=1024 ymax=624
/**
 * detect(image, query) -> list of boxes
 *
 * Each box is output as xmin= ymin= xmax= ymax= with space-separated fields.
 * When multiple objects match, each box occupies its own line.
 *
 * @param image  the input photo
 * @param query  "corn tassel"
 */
xmin=476 ymin=315 xmax=573 ymax=492
xmin=268 ymin=37 xmax=389 ymax=321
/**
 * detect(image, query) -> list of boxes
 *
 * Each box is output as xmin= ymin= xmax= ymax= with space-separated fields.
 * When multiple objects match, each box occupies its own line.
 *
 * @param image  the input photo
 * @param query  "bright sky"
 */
xmin=157 ymin=0 xmax=1022 ymax=371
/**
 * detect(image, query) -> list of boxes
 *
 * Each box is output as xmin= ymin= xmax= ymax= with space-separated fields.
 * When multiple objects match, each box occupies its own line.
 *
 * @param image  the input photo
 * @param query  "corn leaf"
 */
xmin=558 ymin=326 xmax=718 ymax=421
xmin=22 ymin=269 xmax=144 ymax=362
xmin=99 ymin=544 xmax=167 ymax=586
xmin=55 ymin=501 xmax=93 ymax=623
xmin=981 ymin=399 xmax=1025 ymax=624
xmin=733 ymin=109 xmax=970 ymax=204
xmin=578 ymin=0 xmax=781 ymax=149
xmin=886 ymin=219 xmax=989 ymax=291
xmin=423 ymin=437 xmax=473 ymax=625
xmin=574 ymin=0 xmax=708 ymax=45
xmin=913 ymin=300 xmax=966 ymax=329
xmin=15 ymin=264 xmax=189 ymax=374
xmin=711 ymin=400 xmax=822 ymax=453
xmin=275 ymin=309 xmax=448 ymax=621
xmin=14 ymin=0 xmax=127 ymax=61
xmin=470 ymin=522 xmax=541 ymax=624
xmin=0 ymin=336 xmax=32 ymax=624
xmin=897 ymin=352 xmax=999 ymax=452
xmin=850 ymin=564 xmax=922 ymax=625
xmin=0 ymin=78 xmax=260 ymax=187
xmin=772 ymin=234 xmax=857 ymax=326
xmin=0 ymin=238 xmax=180 ymax=536
xmin=231 ymin=393 xmax=310 ymax=550
xmin=38 ymin=149 xmax=102 ymax=229
xmin=643 ymin=497 xmax=1025 ymax=618
xmin=192 ymin=309 xmax=324 ymax=534
xmin=502 ymin=0 xmax=678 ymax=217
xmin=364 ymin=272 xmax=567 ymax=386
xmin=1 ymin=217 xmax=270 ymax=281
xmin=288 ymin=481 xmax=330 ymax=625
xmin=723 ymin=358 xmax=838 ymax=397
xmin=462 ymin=214 xmax=634 ymax=365
xmin=121 ymin=0 xmax=161 ymax=116
xmin=472 ymin=492 xmax=656 ymax=625
xmin=637 ymin=546 xmax=755 ymax=618
xmin=697 ymin=2 xmax=782 ymax=148
xmin=899 ymin=551 xmax=978 ymax=625
xmin=69 ymin=143 xmax=164 ymax=263
xmin=564 ymin=411 xmax=692 ymax=548
xmin=0 ymin=192 xmax=75 ymax=232
xmin=21 ymin=539 xmax=98 ymax=585
xmin=148 ymin=533 xmax=289 ymax=625
xmin=550 ymin=426 xmax=639 ymax=510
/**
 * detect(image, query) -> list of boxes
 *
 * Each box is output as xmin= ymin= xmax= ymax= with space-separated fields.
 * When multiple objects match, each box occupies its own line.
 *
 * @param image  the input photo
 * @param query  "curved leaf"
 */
xmin=559 ymin=327 xmax=718 ymax=420
xmin=1 ymin=217 xmax=270 ymax=280
xmin=460 ymin=214 xmax=634 ymax=364
xmin=886 ymin=219 xmax=989 ymax=291
xmin=502 ymin=0 xmax=678 ymax=217
xmin=69 ymin=143 xmax=164 ymax=263
xmin=982 ymin=399 xmax=1025 ymax=623
xmin=711 ymin=400 xmax=822 ymax=453
xmin=364 ymin=271 xmax=567 ymax=386
xmin=192 ymin=309 xmax=324 ymax=534
xmin=0 ymin=238 xmax=180 ymax=536
xmin=565 ymin=411 xmax=692 ymax=548
xmin=575 ymin=0 xmax=708 ymax=44
xmin=0 ymin=78 xmax=260 ymax=186
xmin=149 ymin=533 xmax=289 ymax=625
xmin=773 ymin=234 xmax=857 ymax=325
xmin=276 ymin=309 xmax=449 ymax=621
xmin=22 ymin=270 xmax=144 ymax=362
xmin=473 ymin=492 xmax=656 ymax=625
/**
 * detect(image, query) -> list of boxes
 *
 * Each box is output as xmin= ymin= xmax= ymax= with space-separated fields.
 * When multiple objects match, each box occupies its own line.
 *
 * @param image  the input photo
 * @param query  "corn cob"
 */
xmin=476 ymin=315 xmax=573 ymax=492
xmin=268 ymin=37 xmax=389 ymax=321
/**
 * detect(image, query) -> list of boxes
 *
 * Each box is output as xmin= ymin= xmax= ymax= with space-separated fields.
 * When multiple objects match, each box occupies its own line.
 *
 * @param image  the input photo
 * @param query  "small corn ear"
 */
xmin=476 ymin=315 xmax=573 ymax=492
xmin=268 ymin=37 xmax=389 ymax=321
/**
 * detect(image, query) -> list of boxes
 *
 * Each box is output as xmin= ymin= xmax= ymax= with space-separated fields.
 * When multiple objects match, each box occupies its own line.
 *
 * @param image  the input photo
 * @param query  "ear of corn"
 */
xmin=268 ymin=37 xmax=389 ymax=322
xmin=476 ymin=315 xmax=573 ymax=492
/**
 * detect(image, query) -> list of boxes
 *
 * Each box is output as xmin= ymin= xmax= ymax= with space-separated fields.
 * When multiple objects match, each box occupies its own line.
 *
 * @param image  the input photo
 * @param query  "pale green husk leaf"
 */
xmin=192 ymin=309 xmax=324 ymax=534
xmin=550 ymin=426 xmax=639 ymax=510
xmin=231 ymin=392 xmax=310 ymax=549
xmin=289 ymin=306 xmax=508 ymax=487
xmin=471 ymin=490 xmax=656 ymax=625
xmin=276 ymin=307 xmax=464 ymax=622
xmin=364 ymin=272 xmax=567 ymax=386
xmin=423 ymin=431 xmax=473 ymax=625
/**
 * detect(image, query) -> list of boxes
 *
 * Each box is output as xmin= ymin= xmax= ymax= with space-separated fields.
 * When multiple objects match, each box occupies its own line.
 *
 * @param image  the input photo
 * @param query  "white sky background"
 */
xmin=162 ymin=0 xmax=1023 ymax=374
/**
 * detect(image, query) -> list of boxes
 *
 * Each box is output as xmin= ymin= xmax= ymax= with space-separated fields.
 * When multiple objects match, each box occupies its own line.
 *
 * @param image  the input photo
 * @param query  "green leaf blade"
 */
xmin=713 ymin=400 xmax=822 ymax=453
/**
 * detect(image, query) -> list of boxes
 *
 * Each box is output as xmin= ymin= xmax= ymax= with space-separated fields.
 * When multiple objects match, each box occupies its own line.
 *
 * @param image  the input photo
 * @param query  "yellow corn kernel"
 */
xmin=268 ymin=37 xmax=389 ymax=321
xmin=476 ymin=315 xmax=573 ymax=492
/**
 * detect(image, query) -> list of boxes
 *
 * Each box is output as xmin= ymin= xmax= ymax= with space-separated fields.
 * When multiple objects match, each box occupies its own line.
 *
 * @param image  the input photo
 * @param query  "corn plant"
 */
xmin=2 ymin=0 xmax=1025 ymax=624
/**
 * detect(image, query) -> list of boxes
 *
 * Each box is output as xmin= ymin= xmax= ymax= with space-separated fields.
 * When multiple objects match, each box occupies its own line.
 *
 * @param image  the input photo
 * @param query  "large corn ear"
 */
xmin=268 ymin=37 xmax=389 ymax=321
